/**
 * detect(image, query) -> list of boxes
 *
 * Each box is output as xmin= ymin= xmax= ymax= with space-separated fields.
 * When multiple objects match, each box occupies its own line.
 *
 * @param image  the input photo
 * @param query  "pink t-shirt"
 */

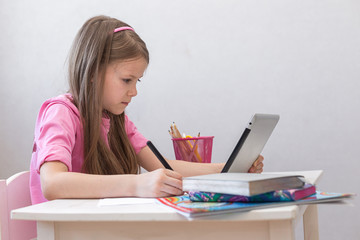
xmin=29 ymin=94 xmax=148 ymax=204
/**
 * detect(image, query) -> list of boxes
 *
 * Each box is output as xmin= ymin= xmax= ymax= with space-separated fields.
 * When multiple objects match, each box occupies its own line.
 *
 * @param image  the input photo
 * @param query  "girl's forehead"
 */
xmin=110 ymin=58 xmax=148 ymax=74
xmin=112 ymin=58 xmax=147 ymax=67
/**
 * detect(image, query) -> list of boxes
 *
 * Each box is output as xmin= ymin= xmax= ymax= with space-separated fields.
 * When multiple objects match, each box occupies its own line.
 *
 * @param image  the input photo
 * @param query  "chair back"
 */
xmin=0 ymin=171 xmax=37 ymax=240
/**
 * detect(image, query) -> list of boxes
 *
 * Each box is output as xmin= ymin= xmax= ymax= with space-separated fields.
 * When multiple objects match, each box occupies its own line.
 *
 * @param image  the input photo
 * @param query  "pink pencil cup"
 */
xmin=172 ymin=136 xmax=214 ymax=163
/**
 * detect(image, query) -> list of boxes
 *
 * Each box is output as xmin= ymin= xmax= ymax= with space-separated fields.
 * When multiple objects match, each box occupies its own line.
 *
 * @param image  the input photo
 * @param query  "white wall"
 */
xmin=1 ymin=0 xmax=359 ymax=239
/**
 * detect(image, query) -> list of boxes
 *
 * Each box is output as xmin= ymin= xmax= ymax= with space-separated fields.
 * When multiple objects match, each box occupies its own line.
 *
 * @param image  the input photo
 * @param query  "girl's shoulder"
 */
xmin=40 ymin=93 xmax=80 ymax=118
xmin=124 ymin=114 xmax=141 ymax=135
xmin=34 ymin=94 xmax=82 ymax=135
xmin=124 ymin=114 xmax=133 ymax=131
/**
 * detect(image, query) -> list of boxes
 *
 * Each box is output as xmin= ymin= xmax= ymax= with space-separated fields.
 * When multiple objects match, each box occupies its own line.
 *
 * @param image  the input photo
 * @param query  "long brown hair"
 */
xmin=68 ymin=15 xmax=149 ymax=175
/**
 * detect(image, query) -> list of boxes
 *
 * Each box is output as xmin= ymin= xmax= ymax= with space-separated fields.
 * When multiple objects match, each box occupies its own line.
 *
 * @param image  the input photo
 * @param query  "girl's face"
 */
xmin=102 ymin=57 xmax=148 ymax=115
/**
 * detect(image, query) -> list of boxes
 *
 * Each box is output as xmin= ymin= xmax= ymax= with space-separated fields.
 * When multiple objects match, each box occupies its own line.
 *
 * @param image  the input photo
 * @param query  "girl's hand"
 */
xmin=248 ymin=155 xmax=264 ymax=173
xmin=135 ymin=169 xmax=183 ymax=197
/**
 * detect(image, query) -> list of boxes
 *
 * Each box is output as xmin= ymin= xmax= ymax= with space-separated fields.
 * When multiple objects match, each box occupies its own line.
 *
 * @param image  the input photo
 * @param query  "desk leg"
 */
xmin=37 ymin=221 xmax=55 ymax=240
xmin=269 ymin=219 xmax=295 ymax=240
xmin=303 ymin=205 xmax=319 ymax=240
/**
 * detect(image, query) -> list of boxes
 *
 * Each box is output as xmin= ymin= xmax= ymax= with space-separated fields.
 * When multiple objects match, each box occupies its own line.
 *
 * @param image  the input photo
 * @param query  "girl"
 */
xmin=30 ymin=15 xmax=264 ymax=204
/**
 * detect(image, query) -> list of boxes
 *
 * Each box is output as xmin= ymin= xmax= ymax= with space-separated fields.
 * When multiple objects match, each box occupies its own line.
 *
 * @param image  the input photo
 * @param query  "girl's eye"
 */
xmin=122 ymin=78 xmax=142 ymax=84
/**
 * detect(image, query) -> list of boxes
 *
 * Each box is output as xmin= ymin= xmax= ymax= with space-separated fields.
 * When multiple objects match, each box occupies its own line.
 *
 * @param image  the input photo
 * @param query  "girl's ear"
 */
xmin=91 ymin=71 xmax=100 ymax=83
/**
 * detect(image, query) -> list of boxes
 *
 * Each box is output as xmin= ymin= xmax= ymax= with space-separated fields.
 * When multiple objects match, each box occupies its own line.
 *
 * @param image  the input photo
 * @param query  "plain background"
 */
xmin=0 ymin=0 xmax=359 ymax=239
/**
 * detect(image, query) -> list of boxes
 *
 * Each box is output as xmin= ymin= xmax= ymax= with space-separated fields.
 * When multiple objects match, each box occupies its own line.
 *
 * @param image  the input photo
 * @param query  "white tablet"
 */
xmin=221 ymin=113 xmax=279 ymax=173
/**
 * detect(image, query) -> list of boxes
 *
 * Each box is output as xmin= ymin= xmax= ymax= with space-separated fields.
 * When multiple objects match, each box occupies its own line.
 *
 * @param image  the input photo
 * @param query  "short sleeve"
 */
xmin=124 ymin=115 xmax=148 ymax=154
xmin=35 ymin=103 xmax=78 ymax=173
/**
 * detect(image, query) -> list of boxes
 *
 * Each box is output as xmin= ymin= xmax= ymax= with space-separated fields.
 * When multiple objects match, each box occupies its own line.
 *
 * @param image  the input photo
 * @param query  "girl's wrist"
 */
xmin=213 ymin=163 xmax=225 ymax=173
xmin=127 ymin=174 xmax=139 ymax=197
xmin=107 ymin=174 xmax=138 ymax=198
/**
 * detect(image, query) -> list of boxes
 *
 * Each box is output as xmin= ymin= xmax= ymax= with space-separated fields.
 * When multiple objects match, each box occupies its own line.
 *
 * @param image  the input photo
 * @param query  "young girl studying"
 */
xmin=29 ymin=15 xmax=264 ymax=204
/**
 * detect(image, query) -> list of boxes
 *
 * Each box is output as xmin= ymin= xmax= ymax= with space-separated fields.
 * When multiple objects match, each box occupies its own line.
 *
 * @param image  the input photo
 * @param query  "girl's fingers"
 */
xmin=164 ymin=169 xmax=183 ymax=180
xmin=249 ymin=167 xmax=263 ymax=173
xmin=164 ymin=174 xmax=183 ymax=190
xmin=254 ymin=155 xmax=264 ymax=166
xmin=160 ymin=183 xmax=183 ymax=196
xmin=160 ymin=169 xmax=183 ymax=196
xmin=256 ymin=162 xmax=264 ymax=170
xmin=248 ymin=156 xmax=265 ymax=173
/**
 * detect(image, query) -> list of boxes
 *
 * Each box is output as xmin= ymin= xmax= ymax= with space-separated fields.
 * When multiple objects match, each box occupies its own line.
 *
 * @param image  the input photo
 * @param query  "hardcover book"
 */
xmin=183 ymin=172 xmax=305 ymax=196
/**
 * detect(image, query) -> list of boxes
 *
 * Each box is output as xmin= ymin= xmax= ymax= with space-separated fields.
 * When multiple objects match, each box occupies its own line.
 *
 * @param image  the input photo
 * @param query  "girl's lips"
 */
xmin=122 ymin=102 xmax=129 ymax=106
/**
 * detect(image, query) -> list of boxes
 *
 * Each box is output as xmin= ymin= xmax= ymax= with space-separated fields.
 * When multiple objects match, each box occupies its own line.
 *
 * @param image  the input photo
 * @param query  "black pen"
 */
xmin=147 ymin=141 xmax=173 ymax=170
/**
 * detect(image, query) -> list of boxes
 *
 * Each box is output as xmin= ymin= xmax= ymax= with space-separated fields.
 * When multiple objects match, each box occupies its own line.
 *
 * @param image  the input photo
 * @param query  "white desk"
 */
xmin=12 ymin=170 xmax=322 ymax=240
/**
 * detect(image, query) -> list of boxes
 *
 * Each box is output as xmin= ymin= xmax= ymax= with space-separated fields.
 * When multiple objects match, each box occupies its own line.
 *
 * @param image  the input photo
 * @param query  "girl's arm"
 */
xmin=136 ymin=146 xmax=264 ymax=177
xmin=40 ymin=161 xmax=183 ymax=200
xmin=137 ymin=146 xmax=221 ymax=176
xmin=41 ymin=146 xmax=224 ymax=200
xmin=40 ymin=147 xmax=264 ymax=200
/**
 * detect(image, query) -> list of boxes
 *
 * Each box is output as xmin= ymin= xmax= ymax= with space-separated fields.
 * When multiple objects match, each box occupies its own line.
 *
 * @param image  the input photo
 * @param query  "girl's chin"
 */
xmin=112 ymin=110 xmax=125 ymax=115
xmin=104 ymin=108 xmax=125 ymax=116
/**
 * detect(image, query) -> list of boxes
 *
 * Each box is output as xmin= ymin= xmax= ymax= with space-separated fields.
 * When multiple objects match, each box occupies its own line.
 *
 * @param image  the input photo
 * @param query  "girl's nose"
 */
xmin=128 ymin=85 xmax=137 ymax=97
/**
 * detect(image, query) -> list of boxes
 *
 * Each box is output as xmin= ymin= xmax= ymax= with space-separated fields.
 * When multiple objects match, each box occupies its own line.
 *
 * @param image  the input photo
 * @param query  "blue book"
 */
xmin=188 ymin=184 xmax=316 ymax=202
xmin=157 ymin=191 xmax=354 ymax=218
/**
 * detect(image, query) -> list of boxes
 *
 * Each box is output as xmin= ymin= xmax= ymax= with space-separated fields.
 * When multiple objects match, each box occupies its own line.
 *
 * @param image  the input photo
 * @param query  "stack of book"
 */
xmin=157 ymin=172 xmax=354 ymax=218
xmin=183 ymin=172 xmax=307 ymax=199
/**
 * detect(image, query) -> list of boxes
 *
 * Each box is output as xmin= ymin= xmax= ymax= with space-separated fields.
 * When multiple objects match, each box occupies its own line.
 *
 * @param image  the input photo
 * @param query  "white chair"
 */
xmin=0 ymin=171 xmax=37 ymax=240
